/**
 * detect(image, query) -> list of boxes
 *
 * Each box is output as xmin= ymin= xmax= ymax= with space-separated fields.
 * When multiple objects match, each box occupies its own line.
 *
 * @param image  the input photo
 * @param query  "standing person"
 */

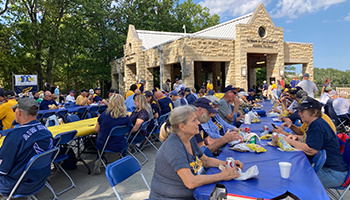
xmin=93 ymin=94 xmax=132 ymax=175
xmin=295 ymin=76 xmax=300 ymax=85
xmin=154 ymin=91 xmax=173 ymax=115
xmin=173 ymin=78 xmax=181 ymax=92
xmin=39 ymin=91 xmax=59 ymax=110
xmin=76 ymin=89 xmax=93 ymax=106
xmin=321 ymin=78 xmax=331 ymax=95
xmin=54 ymin=85 xmax=59 ymax=95
xmin=206 ymin=79 xmax=214 ymax=95
xmin=162 ymin=79 xmax=171 ymax=91
xmin=262 ymin=80 xmax=268 ymax=98
xmin=281 ymin=77 xmax=285 ymax=89
xmin=66 ymin=90 xmax=76 ymax=103
xmin=178 ymin=80 xmax=186 ymax=91
xmin=149 ymin=106 xmax=242 ymax=200
xmin=137 ymin=79 xmax=146 ymax=93
xmin=297 ymin=73 xmax=318 ymax=98
xmin=0 ymin=90 xmax=17 ymax=130
xmin=290 ymin=77 xmax=297 ymax=88
xmin=0 ymin=98 xmax=53 ymax=197
xmin=184 ymin=88 xmax=196 ymax=105
xmin=169 ymin=90 xmax=188 ymax=108
xmin=201 ymin=82 xmax=206 ymax=90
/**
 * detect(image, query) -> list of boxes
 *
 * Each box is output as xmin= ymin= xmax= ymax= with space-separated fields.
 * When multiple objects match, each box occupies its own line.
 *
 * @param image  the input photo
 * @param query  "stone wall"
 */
xmin=284 ymin=42 xmax=314 ymax=79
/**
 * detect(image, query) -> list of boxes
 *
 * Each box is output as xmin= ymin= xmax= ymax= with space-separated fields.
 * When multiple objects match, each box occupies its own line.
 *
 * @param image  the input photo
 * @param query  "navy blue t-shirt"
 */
xmin=0 ymin=120 xmax=53 ymax=196
xmin=290 ymin=80 xmax=296 ymax=88
xmin=158 ymin=97 xmax=174 ymax=115
xmin=194 ymin=125 xmax=209 ymax=144
xmin=263 ymin=83 xmax=268 ymax=90
xmin=247 ymin=94 xmax=255 ymax=102
xmin=305 ymin=118 xmax=347 ymax=172
xmin=130 ymin=109 xmax=149 ymax=136
xmin=186 ymin=93 xmax=196 ymax=105
xmin=151 ymin=101 xmax=160 ymax=117
xmin=96 ymin=112 xmax=132 ymax=152
xmin=93 ymin=94 xmax=103 ymax=103
xmin=39 ymin=99 xmax=58 ymax=110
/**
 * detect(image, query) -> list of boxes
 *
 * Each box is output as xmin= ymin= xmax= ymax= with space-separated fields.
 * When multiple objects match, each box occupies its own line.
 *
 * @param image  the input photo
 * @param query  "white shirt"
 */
xmin=333 ymin=98 xmax=349 ymax=116
xmin=319 ymin=93 xmax=330 ymax=104
xmin=66 ymin=95 xmax=76 ymax=103
xmin=297 ymin=80 xmax=318 ymax=98
xmin=288 ymin=100 xmax=299 ymax=112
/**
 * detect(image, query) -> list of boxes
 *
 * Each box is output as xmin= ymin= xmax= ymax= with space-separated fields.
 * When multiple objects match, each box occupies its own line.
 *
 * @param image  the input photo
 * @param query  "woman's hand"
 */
xmin=220 ymin=167 xmax=240 ymax=180
xmin=234 ymin=160 xmax=243 ymax=169
xmin=287 ymin=134 xmax=298 ymax=141
xmin=272 ymin=126 xmax=284 ymax=134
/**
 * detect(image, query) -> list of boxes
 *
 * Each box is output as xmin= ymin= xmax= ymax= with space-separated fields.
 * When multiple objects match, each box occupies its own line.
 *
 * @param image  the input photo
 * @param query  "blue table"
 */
xmin=38 ymin=105 xmax=89 ymax=115
xmin=194 ymin=100 xmax=330 ymax=200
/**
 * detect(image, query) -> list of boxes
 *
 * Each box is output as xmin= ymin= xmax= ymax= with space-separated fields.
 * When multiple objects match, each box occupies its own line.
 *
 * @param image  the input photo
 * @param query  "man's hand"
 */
xmin=233 ymin=97 xmax=240 ymax=106
xmin=88 ymin=94 xmax=93 ymax=99
xmin=287 ymin=109 xmax=294 ymax=115
xmin=223 ymin=129 xmax=243 ymax=143
xmin=281 ymin=121 xmax=292 ymax=130
xmin=237 ymin=114 xmax=245 ymax=122
xmin=287 ymin=134 xmax=298 ymax=140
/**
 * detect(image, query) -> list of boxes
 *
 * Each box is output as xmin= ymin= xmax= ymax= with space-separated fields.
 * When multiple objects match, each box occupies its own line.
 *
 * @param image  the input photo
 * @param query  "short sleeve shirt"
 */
xmin=39 ymin=99 xmax=58 ymax=110
xmin=297 ymin=80 xmax=318 ymax=98
xmin=194 ymin=125 xmax=209 ymax=144
xmin=174 ymin=98 xmax=188 ymax=108
xmin=96 ymin=113 xmax=132 ymax=152
xmin=151 ymin=101 xmax=160 ymax=116
xmin=186 ymin=94 xmax=196 ymax=105
xmin=149 ymin=133 xmax=204 ymax=199
xmin=76 ymin=95 xmax=91 ymax=106
xmin=0 ymin=99 xmax=17 ymax=130
xmin=129 ymin=109 xmax=149 ymax=136
xmin=0 ymin=120 xmax=53 ymax=195
xmin=263 ymin=84 xmax=268 ymax=90
xmin=207 ymin=83 xmax=213 ymax=90
xmin=290 ymin=80 xmax=296 ymax=88
xmin=65 ymin=95 xmax=76 ymax=103
xmin=305 ymin=118 xmax=347 ymax=172
xmin=333 ymin=98 xmax=349 ymax=116
xmin=93 ymin=94 xmax=103 ymax=103
xmin=218 ymin=98 xmax=233 ymax=124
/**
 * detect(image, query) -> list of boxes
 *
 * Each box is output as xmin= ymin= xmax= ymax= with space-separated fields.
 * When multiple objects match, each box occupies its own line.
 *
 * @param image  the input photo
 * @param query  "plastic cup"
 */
xmin=279 ymin=162 xmax=292 ymax=179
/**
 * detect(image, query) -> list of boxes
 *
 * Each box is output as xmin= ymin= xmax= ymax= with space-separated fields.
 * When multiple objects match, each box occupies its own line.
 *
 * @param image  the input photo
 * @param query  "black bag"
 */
xmin=60 ymin=147 xmax=77 ymax=170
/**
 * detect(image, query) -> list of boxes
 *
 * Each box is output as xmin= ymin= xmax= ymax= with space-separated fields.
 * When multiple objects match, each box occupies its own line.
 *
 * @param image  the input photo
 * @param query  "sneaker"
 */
xmin=93 ymin=159 xmax=101 ymax=175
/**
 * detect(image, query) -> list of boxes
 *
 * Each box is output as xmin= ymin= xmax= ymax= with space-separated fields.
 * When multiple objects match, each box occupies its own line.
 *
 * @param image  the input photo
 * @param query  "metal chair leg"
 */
xmin=55 ymin=164 xmax=76 ymax=195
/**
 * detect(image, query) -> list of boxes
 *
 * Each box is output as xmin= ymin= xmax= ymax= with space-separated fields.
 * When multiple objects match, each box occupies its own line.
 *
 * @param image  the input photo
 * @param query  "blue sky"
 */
xmin=183 ymin=0 xmax=350 ymax=73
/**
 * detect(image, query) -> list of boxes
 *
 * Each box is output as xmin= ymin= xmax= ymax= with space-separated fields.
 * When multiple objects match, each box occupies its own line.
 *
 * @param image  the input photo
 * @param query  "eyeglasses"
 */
xmin=48 ymin=95 xmax=52 ymax=97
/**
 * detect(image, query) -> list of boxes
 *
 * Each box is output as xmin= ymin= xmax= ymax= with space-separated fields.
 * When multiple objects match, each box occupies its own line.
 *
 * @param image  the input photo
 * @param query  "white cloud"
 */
xmin=285 ymin=19 xmax=293 ymax=23
xmin=345 ymin=13 xmax=350 ymax=21
xmin=270 ymin=0 xmax=346 ymax=19
xmin=199 ymin=0 xmax=271 ymax=17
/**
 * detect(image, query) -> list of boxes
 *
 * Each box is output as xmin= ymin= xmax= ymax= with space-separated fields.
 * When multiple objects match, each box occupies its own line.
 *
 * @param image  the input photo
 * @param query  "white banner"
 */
xmin=15 ymin=75 xmax=37 ymax=86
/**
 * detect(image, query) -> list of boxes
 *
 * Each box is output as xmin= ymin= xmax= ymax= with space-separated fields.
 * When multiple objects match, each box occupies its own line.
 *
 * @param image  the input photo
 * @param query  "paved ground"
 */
xmin=32 ymin=140 xmax=349 ymax=200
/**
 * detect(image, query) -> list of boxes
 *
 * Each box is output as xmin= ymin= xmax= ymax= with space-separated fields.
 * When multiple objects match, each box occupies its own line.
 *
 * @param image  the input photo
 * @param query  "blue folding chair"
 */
xmin=56 ymin=109 xmax=68 ymax=118
xmin=141 ymin=113 xmax=169 ymax=151
xmin=98 ymin=105 xmax=108 ymax=114
xmin=105 ymin=156 xmax=150 ymax=200
xmin=39 ymin=111 xmax=56 ymax=125
xmin=82 ymin=105 xmax=99 ymax=119
xmin=51 ymin=130 xmax=77 ymax=195
xmin=201 ymin=146 xmax=214 ymax=158
xmin=6 ymin=147 xmax=60 ymax=200
xmin=75 ymin=107 xmax=87 ymax=119
xmin=67 ymin=114 xmax=80 ymax=122
xmin=95 ymin=125 xmax=133 ymax=169
xmin=128 ymin=119 xmax=152 ymax=166
xmin=312 ymin=149 xmax=326 ymax=174
xmin=326 ymin=139 xmax=350 ymax=200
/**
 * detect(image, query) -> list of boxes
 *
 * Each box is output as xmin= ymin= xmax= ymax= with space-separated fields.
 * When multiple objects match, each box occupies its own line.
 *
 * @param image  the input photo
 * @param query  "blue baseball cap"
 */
xmin=169 ymin=90 xmax=178 ymax=96
xmin=94 ymin=87 xmax=101 ymax=91
xmin=225 ymin=85 xmax=234 ymax=93
xmin=296 ymin=97 xmax=323 ymax=111
xmin=248 ymin=88 xmax=256 ymax=92
xmin=194 ymin=98 xmax=218 ymax=114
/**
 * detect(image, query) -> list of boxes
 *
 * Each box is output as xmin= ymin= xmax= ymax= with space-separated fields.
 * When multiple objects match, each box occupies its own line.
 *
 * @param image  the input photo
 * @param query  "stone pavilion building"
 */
xmin=111 ymin=3 xmax=313 ymax=94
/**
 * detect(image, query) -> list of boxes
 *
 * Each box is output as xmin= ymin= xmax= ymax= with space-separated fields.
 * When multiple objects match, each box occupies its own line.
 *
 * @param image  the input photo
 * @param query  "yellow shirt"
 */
xmin=0 ymin=99 xmax=17 ymax=130
xmin=125 ymin=90 xmax=134 ymax=99
xmin=301 ymin=113 xmax=336 ymax=142
xmin=76 ymin=95 xmax=91 ymax=106
xmin=207 ymin=83 xmax=213 ymax=90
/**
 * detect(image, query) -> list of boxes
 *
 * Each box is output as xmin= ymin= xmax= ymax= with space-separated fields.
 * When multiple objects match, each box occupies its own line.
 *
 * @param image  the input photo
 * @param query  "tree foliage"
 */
xmin=0 ymin=0 xmax=219 ymax=96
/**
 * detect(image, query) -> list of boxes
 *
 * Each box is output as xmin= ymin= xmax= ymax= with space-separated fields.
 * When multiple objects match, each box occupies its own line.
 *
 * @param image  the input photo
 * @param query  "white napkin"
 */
xmin=234 ymin=165 xmax=259 ymax=180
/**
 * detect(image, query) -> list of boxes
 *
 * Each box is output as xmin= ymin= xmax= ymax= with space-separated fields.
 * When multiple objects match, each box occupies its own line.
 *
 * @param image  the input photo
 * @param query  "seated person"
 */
xmin=0 ymin=90 xmax=17 ymax=130
xmin=333 ymin=91 xmax=350 ymax=123
xmin=39 ymin=91 xmax=59 ymax=110
xmin=284 ymin=98 xmax=348 ymax=188
xmin=154 ymin=91 xmax=174 ymax=115
xmin=125 ymin=89 xmax=141 ymax=112
xmin=237 ymin=91 xmax=251 ymax=114
xmin=169 ymin=90 xmax=188 ymax=108
xmin=76 ymin=89 xmax=93 ymax=106
xmin=66 ymin=90 xmax=76 ymax=103
xmin=125 ymin=84 xmax=137 ymax=99
xmin=319 ymin=86 xmax=332 ymax=104
xmin=93 ymin=87 xmax=107 ymax=104
xmin=149 ymin=106 xmax=243 ymax=199
xmin=94 ymin=94 xmax=132 ymax=175
xmin=129 ymin=94 xmax=150 ymax=143
xmin=0 ymin=98 xmax=53 ymax=197
xmin=185 ymin=88 xmax=196 ymax=105
xmin=218 ymin=86 xmax=244 ymax=127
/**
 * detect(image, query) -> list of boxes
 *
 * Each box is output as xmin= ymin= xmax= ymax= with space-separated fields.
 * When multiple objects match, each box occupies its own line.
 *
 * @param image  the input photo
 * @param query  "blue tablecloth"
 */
xmin=38 ymin=105 xmax=89 ymax=115
xmin=194 ymin=100 xmax=329 ymax=200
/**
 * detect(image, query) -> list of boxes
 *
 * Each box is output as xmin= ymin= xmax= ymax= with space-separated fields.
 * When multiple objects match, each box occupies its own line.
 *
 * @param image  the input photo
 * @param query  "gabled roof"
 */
xmin=135 ymin=13 xmax=253 ymax=50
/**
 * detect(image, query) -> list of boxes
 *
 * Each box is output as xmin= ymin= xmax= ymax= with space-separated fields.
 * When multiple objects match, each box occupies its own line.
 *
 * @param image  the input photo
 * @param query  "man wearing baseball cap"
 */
xmin=162 ymin=79 xmax=171 ymax=91
xmin=0 ymin=98 xmax=53 ymax=197
xmin=0 ymin=90 xmax=17 ymax=130
xmin=66 ymin=90 xmax=76 ymax=103
xmin=284 ymin=98 xmax=347 ymax=188
xmin=76 ymin=89 xmax=93 ymax=106
xmin=297 ymin=73 xmax=318 ymax=98
xmin=137 ymin=79 xmax=146 ymax=93
xmin=169 ymin=90 xmax=187 ymax=108
xmin=93 ymin=87 xmax=106 ymax=104
xmin=218 ymin=86 xmax=244 ymax=127
xmin=184 ymin=88 xmax=196 ymax=105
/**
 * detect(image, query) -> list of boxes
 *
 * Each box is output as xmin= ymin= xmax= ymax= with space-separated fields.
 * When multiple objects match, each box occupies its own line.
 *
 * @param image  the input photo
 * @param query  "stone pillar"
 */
xmin=249 ymin=67 xmax=256 ymax=89
xmin=302 ymin=63 xmax=314 ymax=81
xmin=182 ymin=59 xmax=195 ymax=89
xmin=162 ymin=64 xmax=171 ymax=87
xmin=125 ymin=64 xmax=136 ymax=94
xmin=146 ymin=68 xmax=154 ymax=90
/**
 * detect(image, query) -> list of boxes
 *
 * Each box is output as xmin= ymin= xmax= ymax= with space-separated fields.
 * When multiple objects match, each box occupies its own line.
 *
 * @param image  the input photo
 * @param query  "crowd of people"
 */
xmin=0 ymin=75 xmax=349 ymax=199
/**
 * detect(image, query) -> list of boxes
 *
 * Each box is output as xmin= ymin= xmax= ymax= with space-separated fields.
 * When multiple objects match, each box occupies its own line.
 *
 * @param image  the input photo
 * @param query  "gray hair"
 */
xmin=339 ymin=91 xmax=349 ymax=98
xmin=165 ymin=105 xmax=196 ymax=135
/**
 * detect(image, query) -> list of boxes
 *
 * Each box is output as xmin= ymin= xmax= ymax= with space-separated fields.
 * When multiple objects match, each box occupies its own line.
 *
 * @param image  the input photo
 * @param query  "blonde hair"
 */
xmin=106 ymin=94 xmax=127 ymax=118
xmin=134 ymin=94 xmax=149 ymax=113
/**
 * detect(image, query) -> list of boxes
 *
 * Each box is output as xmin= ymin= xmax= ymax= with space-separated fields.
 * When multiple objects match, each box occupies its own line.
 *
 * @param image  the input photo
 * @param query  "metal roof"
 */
xmin=135 ymin=13 xmax=252 ymax=50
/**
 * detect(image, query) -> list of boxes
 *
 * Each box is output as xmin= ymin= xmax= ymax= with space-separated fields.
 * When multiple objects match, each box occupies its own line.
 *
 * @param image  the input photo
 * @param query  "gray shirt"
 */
xmin=149 ymin=133 xmax=203 ymax=200
xmin=162 ymin=82 xmax=170 ymax=91
xmin=174 ymin=97 xmax=188 ymax=108
xmin=297 ymin=80 xmax=318 ymax=98
xmin=218 ymin=98 xmax=233 ymax=124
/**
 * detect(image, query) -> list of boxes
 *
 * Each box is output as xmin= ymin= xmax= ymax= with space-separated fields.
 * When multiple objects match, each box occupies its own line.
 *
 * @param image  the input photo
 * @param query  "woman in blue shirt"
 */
xmin=94 ymin=94 xmax=132 ymax=174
